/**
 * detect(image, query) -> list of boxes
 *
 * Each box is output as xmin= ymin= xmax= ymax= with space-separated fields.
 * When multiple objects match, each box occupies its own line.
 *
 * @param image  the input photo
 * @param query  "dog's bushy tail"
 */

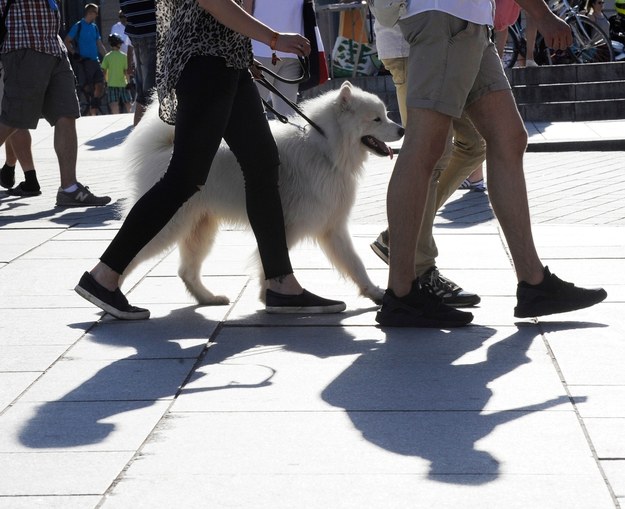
xmin=122 ymin=103 xmax=176 ymax=214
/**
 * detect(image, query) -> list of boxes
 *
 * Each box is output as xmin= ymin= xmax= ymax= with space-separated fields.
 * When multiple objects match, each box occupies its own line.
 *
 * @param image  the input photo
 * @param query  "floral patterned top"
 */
xmin=156 ymin=0 xmax=253 ymax=125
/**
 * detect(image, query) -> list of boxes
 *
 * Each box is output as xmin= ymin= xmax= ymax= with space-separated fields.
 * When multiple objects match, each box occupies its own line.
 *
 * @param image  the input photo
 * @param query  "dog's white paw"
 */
xmin=197 ymin=294 xmax=230 ymax=306
xmin=364 ymin=286 xmax=385 ymax=305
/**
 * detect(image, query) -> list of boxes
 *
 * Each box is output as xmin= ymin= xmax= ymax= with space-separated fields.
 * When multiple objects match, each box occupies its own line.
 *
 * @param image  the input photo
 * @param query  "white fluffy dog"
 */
xmin=122 ymin=81 xmax=404 ymax=306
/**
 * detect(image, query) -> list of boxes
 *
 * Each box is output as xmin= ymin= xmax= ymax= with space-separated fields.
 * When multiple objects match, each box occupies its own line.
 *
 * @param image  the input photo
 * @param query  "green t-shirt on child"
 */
xmin=101 ymin=50 xmax=128 ymax=88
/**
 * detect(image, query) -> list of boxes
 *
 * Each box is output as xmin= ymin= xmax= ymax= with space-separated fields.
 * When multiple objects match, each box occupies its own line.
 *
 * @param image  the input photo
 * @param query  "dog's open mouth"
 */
xmin=361 ymin=135 xmax=393 ymax=159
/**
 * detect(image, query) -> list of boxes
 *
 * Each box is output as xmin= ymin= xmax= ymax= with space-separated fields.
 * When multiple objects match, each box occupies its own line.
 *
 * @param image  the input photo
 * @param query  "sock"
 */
xmin=0 ymin=163 xmax=15 ymax=181
xmin=23 ymin=170 xmax=40 ymax=190
xmin=63 ymin=183 xmax=78 ymax=193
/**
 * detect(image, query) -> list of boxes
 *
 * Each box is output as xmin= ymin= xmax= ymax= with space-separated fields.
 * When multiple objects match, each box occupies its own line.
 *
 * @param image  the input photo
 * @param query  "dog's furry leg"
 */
xmin=120 ymin=220 xmax=181 ymax=286
xmin=178 ymin=214 xmax=230 ymax=305
xmin=319 ymin=226 xmax=384 ymax=304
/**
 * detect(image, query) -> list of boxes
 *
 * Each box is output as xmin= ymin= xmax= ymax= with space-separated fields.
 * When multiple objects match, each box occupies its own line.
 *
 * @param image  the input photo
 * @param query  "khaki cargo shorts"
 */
xmin=398 ymin=10 xmax=510 ymax=118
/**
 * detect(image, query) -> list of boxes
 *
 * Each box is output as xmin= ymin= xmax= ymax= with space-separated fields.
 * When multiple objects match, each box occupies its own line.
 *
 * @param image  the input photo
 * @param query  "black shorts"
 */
xmin=74 ymin=57 xmax=104 ymax=88
xmin=0 ymin=49 xmax=80 ymax=129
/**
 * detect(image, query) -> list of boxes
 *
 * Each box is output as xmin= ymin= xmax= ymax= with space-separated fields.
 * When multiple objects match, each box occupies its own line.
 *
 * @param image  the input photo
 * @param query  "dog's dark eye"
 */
xmin=373 ymin=117 xmax=381 ymax=122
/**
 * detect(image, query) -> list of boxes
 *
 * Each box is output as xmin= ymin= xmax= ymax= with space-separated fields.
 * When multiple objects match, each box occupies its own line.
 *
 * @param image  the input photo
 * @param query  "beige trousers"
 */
xmin=382 ymin=57 xmax=487 ymax=276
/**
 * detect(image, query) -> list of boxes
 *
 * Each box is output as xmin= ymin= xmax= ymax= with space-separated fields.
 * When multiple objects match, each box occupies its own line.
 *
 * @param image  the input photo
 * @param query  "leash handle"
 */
xmin=255 ymin=56 xmax=311 ymax=85
xmin=256 ymin=75 xmax=326 ymax=137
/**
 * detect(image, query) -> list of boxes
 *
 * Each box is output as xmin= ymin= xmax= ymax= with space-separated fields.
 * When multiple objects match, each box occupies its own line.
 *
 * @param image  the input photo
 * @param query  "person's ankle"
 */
xmin=91 ymin=263 xmax=121 ymax=292
xmin=267 ymin=274 xmax=303 ymax=295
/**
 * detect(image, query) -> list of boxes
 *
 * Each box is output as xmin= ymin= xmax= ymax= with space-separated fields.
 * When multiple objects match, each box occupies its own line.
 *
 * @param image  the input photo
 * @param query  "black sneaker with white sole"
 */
xmin=75 ymin=271 xmax=150 ymax=320
xmin=421 ymin=266 xmax=481 ymax=307
xmin=370 ymin=230 xmax=389 ymax=264
xmin=514 ymin=266 xmax=607 ymax=318
xmin=376 ymin=279 xmax=473 ymax=328
xmin=265 ymin=289 xmax=346 ymax=314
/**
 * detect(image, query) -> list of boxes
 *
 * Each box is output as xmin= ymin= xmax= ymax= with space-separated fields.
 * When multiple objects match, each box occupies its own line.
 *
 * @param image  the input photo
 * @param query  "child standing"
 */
xmin=101 ymin=34 xmax=132 ymax=114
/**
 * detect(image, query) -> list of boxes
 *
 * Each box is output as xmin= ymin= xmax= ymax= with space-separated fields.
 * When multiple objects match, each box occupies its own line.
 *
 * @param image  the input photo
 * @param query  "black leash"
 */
xmin=254 ymin=56 xmax=326 ymax=137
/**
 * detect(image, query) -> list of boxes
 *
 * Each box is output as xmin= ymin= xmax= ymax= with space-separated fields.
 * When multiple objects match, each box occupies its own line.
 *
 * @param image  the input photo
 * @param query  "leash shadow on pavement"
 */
xmin=18 ymin=306 xmax=219 ymax=449
xmin=84 ymin=126 xmax=133 ymax=151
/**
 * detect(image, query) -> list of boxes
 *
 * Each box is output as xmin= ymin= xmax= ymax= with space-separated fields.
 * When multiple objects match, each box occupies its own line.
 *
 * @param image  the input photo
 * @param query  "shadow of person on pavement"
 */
xmin=18 ymin=306 xmax=219 ymax=449
xmin=437 ymin=191 xmax=494 ymax=228
xmin=0 ymin=198 xmax=122 ymax=227
xmin=320 ymin=321 xmax=599 ymax=485
xmin=85 ymin=126 xmax=133 ymax=150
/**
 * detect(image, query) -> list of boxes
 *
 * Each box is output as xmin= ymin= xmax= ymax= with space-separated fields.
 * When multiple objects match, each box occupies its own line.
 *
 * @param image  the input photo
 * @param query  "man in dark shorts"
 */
xmin=65 ymin=3 xmax=107 ymax=116
xmin=0 ymin=0 xmax=110 ymax=206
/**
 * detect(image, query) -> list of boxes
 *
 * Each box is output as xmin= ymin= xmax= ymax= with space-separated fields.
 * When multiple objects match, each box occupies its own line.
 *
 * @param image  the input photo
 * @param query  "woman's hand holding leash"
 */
xmin=271 ymin=32 xmax=311 ymax=57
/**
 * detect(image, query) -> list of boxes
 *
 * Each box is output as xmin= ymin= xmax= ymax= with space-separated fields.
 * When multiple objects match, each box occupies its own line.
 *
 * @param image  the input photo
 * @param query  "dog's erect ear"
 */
xmin=338 ymin=81 xmax=353 ymax=111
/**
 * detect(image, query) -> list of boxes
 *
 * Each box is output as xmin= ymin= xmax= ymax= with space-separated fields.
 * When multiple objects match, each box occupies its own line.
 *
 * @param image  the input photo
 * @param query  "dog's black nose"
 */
xmin=398 ymin=127 xmax=405 ymax=137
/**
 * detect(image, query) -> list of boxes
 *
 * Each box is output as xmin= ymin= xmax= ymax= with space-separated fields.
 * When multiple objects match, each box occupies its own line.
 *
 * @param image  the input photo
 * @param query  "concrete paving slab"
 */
xmin=0 ymin=373 xmax=40 ymax=412
xmin=545 ymin=323 xmax=625 ymax=385
xmin=601 ymin=460 xmax=625 ymax=499
xmin=114 ymin=410 xmax=598 ymax=476
xmin=569 ymin=386 xmax=625 ymax=418
xmin=0 ymin=496 xmax=102 ymax=508
xmin=0 ymin=345 xmax=69 ymax=372
xmin=0 ymin=451 xmax=134 ymax=496
xmin=583 ymin=418 xmax=625 ymax=458
xmin=104 ymin=472 xmax=615 ymax=509
xmin=0 ymin=308 xmax=97 ymax=346
xmin=0 ymin=229 xmax=65 ymax=262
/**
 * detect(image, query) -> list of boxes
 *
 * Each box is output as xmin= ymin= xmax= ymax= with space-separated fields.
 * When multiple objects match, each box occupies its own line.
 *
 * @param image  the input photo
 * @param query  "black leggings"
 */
xmin=101 ymin=55 xmax=293 ymax=279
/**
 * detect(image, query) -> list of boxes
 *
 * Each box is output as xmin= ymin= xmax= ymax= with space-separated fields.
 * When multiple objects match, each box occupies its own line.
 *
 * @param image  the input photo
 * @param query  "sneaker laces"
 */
xmin=422 ymin=267 xmax=460 ymax=298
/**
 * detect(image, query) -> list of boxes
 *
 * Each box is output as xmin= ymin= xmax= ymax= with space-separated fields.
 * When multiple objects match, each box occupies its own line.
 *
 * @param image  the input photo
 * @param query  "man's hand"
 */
xmin=516 ymin=0 xmax=573 ymax=50
xmin=536 ymin=12 xmax=573 ymax=50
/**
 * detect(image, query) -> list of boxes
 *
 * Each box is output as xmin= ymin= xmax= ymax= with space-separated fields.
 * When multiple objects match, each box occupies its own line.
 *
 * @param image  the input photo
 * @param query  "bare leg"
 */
xmin=387 ymin=107 xmax=451 ymax=297
xmin=5 ymin=138 xmax=17 ymax=166
xmin=54 ymin=117 xmax=78 ymax=189
xmin=466 ymin=89 xmax=543 ymax=284
xmin=110 ymin=102 xmax=120 ymax=115
xmin=0 ymin=121 xmax=17 ymax=147
xmin=9 ymin=130 xmax=35 ymax=171
xmin=525 ymin=12 xmax=538 ymax=66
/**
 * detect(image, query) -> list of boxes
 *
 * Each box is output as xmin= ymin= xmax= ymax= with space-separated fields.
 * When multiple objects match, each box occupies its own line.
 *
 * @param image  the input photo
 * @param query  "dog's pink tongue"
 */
xmin=387 ymin=144 xmax=394 ymax=159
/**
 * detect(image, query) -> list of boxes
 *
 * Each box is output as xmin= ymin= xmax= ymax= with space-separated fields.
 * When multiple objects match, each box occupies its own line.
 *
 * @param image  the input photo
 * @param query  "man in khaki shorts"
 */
xmin=0 ymin=0 xmax=110 ymax=207
xmin=376 ymin=0 xmax=608 ymax=327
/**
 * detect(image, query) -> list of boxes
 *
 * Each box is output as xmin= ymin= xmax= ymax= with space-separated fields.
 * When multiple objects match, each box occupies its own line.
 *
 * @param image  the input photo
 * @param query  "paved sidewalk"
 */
xmin=0 ymin=114 xmax=623 ymax=508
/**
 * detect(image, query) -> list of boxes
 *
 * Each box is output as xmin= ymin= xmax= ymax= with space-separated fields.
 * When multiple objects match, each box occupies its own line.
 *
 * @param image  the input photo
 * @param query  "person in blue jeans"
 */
xmin=75 ymin=0 xmax=345 ymax=320
xmin=65 ymin=3 xmax=107 ymax=115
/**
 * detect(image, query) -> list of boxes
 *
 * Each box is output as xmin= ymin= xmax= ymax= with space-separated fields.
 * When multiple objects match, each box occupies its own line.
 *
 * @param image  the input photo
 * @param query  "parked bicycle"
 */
xmin=502 ymin=0 xmax=613 ymax=67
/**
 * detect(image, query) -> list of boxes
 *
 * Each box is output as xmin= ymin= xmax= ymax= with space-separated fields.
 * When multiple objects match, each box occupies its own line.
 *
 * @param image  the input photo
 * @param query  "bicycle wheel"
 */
xmin=566 ymin=15 xmax=614 ymax=63
xmin=502 ymin=26 xmax=521 ymax=68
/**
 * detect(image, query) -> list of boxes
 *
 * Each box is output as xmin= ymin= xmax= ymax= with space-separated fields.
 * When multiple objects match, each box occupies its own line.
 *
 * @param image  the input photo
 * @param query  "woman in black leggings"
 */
xmin=75 ymin=0 xmax=345 ymax=319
